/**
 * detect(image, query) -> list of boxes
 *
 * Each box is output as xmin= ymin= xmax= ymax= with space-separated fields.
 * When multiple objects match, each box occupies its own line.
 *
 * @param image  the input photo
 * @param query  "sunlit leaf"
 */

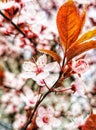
xmin=67 ymin=40 xmax=96 ymax=61
xmin=76 ymin=27 xmax=96 ymax=43
xmin=69 ymin=27 xmax=96 ymax=50
xmin=38 ymin=49 xmax=61 ymax=63
xmin=56 ymin=0 xmax=86 ymax=50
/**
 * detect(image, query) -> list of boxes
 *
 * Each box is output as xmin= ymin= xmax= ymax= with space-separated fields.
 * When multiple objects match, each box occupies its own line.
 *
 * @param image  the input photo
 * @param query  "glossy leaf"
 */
xmin=38 ymin=49 xmax=61 ymax=63
xmin=56 ymin=0 xmax=86 ymax=50
xmin=69 ymin=27 xmax=96 ymax=50
xmin=76 ymin=27 xmax=96 ymax=43
xmin=67 ymin=40 xmax=96 ymax=61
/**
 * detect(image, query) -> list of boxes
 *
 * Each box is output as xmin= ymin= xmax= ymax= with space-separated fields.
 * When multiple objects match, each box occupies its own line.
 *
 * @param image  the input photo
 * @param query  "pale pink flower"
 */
xmin=72 ymin=59 xmax=89 ymax=74
xmin=22 ymin=54 xmax=60 ymax=88
xmin=20 ymin=87 xmax=39 ymax=107
xmin=5 ymin=104 xmax=18 ymax=114
xmin=71 ymin=78 xmax=86 ymax=97
xmin=4 ymin=72 xmax=25 ymax=90
xmin=36 ymin=106 xmax=61 ymax=130
xmin=13 ymin=114 xmax=26 ymax=130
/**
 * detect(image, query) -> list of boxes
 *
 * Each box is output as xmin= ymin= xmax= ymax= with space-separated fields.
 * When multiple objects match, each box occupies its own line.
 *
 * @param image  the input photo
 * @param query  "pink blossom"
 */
xmin=13 ymin=114 xmax=26 ymax=130
xmin=20 ymin=87 xmax=39 ymax=107
xmin=22 ymin=54 xmax=60 ymax=88
xmin=71 ymin=78 xmax=86 ymax=97
xmin=4 ymin=72 xmax=25 ymax=90
xmin=72 ymin=59 xmax=89 ymax=74
xmin=36 ymin=106 xmax=61 ymax=130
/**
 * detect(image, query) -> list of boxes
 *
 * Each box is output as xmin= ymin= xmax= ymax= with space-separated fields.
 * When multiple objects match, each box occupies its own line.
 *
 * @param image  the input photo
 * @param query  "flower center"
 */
xmin=42 ymin=116 xmax=49 ymax=124
xmin=35 ymin=67 xmax=43 ymax=74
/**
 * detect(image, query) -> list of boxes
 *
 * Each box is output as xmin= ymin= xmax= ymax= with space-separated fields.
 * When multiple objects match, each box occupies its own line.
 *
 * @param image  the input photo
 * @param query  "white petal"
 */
xmin=37 ymin=54 xmax=47 ymax=67
xmin=42 ymin=125 xmax=52 ymax=130
xmin=22 ymin=61 xmax=36 ymax=72
xmin=35 ymin=72 xmax=49 ymax=80
xmin=44 ymin=62 xmax=60 ymax=73
xmin=21 ymin=72 xmax=36 ymax=79
xmin=36 ymin=117 xmax=44 ymax=127
xmin=46 ymin=106 xmax=54 ymax=115
xmin=44 ymin=73 xmax=59 ymax=88
xmin=38 ymin=107 xmax=46 ymax=117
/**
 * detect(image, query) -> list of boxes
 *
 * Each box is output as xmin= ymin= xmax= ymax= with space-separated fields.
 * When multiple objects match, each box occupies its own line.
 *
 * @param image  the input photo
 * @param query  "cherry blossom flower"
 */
xmin=1 ymin=90 xmax=22 ymax=114
xmin=20 ymin=87 xmax=39 ymax=107
xmin=22 ymin=54 xmax=60 ymax=88
xmin=71 ymin=78 xmax=87 ymax=97
xmin=13 ymin=114 xmax=26 ymax=130
xmin=36 ymin=106 xmax=61 ymax=130
xmin=72 ymin=59 xmax=89 ymax=74
xmin=4 ymin=72 xmax=25 ymax=90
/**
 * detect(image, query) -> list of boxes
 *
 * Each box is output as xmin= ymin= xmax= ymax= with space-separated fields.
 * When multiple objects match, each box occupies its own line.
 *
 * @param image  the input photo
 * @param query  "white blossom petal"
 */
xmin=36 ymin=117 xmax=44 ymax=127
xmin=21 ymin=72 xmax=36 ymax=79
xmin=44 ymin=73 xmax=59 ymax=88
xmin=44 ymin=62 xmax=60 ymax=73
xmin=42 ymin=125 xmax=52 ymax=130
xmin=38 ymin=107 xmax=46 ymax=117
xmin=22 ymin=61 xmax=36 ymax=72
xmin=37 ymin=54 xmax=47 ymax=67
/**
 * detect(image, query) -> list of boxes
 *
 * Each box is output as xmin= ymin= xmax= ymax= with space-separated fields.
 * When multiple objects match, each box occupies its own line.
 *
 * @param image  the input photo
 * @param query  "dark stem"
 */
xmin=21 ymin=92 xmax=50 ymax=130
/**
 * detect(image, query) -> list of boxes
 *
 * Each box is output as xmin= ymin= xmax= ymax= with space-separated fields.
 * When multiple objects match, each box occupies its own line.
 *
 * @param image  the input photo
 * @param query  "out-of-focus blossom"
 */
xmin=13 ymin=114 xmax=26 ymax=130
xmin=1 ymin=90 xmax=22 ymax=114
xmin=71 ymin=78 xmax=87 ymax=97
xmin=72 ymin=59 xmax=89 ymax=74
xmin=36 ymin=39 xmax=51 ymax=50
xmin=20 ymin=87 xmax=39 ymax=107
xmin=4 ymin=72 xmax=25 ymax=90
xmin=36 ymin=106 xmax=61 ymax=130
xmin=65 ymin=115 xmax=85 ymax=130
xmin=22 ymin=54 xmax=60 ymax=88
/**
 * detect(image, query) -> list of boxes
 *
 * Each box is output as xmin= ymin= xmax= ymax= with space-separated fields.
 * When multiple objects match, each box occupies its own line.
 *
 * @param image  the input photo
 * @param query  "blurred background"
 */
xmin=0 ymin=0 xmax=96 ymax=130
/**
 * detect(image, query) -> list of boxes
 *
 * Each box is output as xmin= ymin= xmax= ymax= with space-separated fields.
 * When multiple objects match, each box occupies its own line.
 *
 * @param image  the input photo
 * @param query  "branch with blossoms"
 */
xmin=0 ymin=0 xmax=96 ymax=130
xmin=20 ymin=0 xmax=96 ymax=129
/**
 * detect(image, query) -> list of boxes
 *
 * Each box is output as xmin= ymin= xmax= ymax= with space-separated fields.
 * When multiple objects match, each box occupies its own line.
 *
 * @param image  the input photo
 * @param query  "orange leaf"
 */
xmin=56 ymin=0 xmax=85 ymax=50
xmin=82 ymin=113 xmax=96 ymax=130
xmin=68 ymin=27 xmax=96 ymax=50
xmin=66 ymin=40 xmax=96 ymax=61
xmin=38 ymin=49 xmax=61 ymax=63
xmin=77 ymin=27 xmax=96 ymax=43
